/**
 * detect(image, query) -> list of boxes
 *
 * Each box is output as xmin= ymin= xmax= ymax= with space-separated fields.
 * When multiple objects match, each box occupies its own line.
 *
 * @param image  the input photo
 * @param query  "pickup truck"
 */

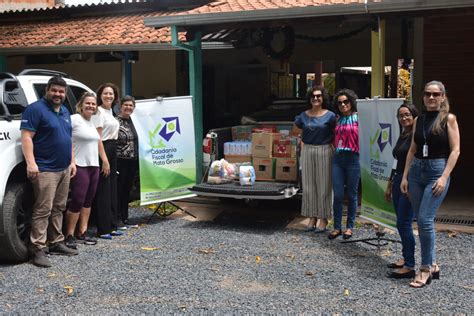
xmin=0 ymin=69 xmax=93 ymax=262
xmin=189 ymin=123 xmax=301 ymax=200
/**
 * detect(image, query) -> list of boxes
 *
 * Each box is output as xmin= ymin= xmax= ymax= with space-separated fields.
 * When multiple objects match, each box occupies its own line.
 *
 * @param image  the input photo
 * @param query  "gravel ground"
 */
xmin=0 ymin=201 xmax=473 ymax=314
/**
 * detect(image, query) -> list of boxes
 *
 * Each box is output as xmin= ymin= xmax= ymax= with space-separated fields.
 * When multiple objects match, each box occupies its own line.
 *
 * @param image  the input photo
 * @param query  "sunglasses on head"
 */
xmin=311 ymin=94 xmax=322 ymax=99
xmin=337 ymin=99 xmax=350 ymax=106
xmin=423 ymin=91 xmax=442 ymax=98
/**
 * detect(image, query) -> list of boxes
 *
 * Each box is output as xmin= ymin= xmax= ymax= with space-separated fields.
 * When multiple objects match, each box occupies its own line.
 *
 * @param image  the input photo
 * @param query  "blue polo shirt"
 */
xmin=20 ymin=98 xmax=72 ymax=172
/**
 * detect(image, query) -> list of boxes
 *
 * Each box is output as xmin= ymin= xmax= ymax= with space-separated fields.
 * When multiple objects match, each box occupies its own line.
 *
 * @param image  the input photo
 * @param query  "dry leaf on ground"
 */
xmin=448 ymin=231 xmax=458 ymax=238
xmin=343 ymin=288 xmax=350 ymax=296
xmin=255 ymin=256 xmax=261 ymax=264
xmin=64 ymin=286 xmax=74 ymax=295
xmin=197 ymin=247 xmax=216 ymax=254
xmin=141 ymin=247 xmax=160 ymax=251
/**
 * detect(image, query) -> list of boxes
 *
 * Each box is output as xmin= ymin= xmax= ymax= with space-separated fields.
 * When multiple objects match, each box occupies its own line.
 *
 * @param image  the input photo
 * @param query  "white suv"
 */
xmin=0 ymin=69 xmax=93 ymax=262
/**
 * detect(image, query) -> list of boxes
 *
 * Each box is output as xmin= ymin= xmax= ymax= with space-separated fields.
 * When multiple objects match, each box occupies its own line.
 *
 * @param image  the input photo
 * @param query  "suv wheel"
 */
xmin=0 ymin=182 xmax=33 ymax=263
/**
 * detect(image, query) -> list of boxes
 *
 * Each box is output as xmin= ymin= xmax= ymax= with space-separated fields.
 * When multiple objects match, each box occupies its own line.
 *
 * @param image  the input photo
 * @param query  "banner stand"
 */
xmin=341 ymin=226 xmax=400 ymax=250
xmin=147 ymin=201 xmax=196 ymax=223
xmin=342 ymin=98 xmax=406 ymax=249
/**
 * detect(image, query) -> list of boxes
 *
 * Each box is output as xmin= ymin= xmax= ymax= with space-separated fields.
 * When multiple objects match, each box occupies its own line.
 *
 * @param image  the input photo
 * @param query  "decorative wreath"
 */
xmin=262 ymin=26 xmax=295 ymax=60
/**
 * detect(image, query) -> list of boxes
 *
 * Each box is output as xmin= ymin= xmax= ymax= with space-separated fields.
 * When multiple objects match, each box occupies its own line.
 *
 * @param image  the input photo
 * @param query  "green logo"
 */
xmin=149 ymin=123 xmax=166 ymax=148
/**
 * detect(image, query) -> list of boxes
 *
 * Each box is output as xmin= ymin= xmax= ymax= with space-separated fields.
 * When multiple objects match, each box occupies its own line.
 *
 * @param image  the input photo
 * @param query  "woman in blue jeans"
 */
xmin=384 ymin=103 xmax=418 ymax=279
xmin=329 ymin=89 xmax=360 ymax=240
xmin=401 ymin=81 xmax=460 ymax=288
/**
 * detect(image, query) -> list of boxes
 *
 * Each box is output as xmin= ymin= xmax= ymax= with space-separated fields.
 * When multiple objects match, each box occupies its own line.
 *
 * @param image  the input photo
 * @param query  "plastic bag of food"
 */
xmin=239 ymin=166 xmax=255 ymax=186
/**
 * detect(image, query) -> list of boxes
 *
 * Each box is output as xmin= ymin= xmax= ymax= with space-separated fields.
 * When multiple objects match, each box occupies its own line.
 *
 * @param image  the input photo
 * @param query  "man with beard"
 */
xmin=21 ymin=76 xmax=78 ymax=267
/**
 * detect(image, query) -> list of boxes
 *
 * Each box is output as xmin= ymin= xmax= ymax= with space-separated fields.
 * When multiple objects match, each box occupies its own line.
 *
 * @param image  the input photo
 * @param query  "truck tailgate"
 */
xmin=189 ymin=182 xmax=298 ymax=200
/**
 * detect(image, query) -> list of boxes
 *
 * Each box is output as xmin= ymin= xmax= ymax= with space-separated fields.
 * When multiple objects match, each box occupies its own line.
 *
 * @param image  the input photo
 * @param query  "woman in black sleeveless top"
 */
xmin=385 ymin=103 xmax=418 ymax=279
xmin=401 ymin=81 xmax=461 ymax=288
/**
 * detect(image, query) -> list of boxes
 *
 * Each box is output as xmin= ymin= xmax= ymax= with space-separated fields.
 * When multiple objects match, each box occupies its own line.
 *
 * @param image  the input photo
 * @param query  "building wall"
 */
xmin=6 ymin=50 xmax=177 ymax=98
xmin=423 ymin=9 xmax=474 ymax=190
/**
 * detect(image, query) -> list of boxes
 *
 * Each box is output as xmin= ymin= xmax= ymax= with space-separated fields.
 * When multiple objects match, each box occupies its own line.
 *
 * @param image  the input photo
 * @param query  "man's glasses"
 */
xmin=398 ymin=113 xmax=412 ymax=120
xmin=337 ymin=99 xmax=350 ymax=106
xmin=311 ymin=94 xmax=322 ymax=99
xmin=423 ymin=91 xmax=442 ymax=98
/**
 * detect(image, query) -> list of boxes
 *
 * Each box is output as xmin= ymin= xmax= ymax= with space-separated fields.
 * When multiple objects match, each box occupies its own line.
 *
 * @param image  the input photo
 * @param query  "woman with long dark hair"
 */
xmin=385 ymin=103 xmax=418 ymax=278
xmin=91 ymin=83 xmax=124 ymax=239
xmin=328 ymin=89 xmax=360 ymax=240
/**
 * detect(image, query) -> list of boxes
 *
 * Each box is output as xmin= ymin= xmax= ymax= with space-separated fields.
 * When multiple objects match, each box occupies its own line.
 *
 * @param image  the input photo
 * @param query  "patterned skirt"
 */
xmin=300 ymin=143 xmax=334 ymax=218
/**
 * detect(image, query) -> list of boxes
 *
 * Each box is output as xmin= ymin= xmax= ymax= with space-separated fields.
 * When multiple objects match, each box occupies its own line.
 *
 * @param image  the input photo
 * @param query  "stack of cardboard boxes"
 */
xmin=224 ymin=125 xmax=298 ymax=182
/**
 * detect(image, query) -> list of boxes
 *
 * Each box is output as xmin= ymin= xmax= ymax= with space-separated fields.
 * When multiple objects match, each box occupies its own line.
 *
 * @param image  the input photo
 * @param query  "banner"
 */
xmin=358 ymin=98 xmax=404 ymax=229
xmin=132 ymin=96 xmax=196 ymax=205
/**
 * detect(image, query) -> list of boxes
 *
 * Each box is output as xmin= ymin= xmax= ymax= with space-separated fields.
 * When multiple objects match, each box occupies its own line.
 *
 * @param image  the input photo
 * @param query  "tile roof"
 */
xmin=184 ymin=0 xmax=366 ymax=14
xmin=0 ymin=0 xmax=367 ymax=51
xmin=0 ymin=12 xmax=186 ymax=50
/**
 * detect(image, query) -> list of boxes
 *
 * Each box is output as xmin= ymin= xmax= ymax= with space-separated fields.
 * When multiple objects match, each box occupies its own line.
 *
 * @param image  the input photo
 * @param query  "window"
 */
xmin=33 ymin=83 xmax=73 ymax=114
xmin=70 ymin=85 xmax=89 ymax=102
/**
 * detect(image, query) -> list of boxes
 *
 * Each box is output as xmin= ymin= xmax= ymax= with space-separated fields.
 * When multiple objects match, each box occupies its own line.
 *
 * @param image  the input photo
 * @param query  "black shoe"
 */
xmin=76 ymin=233 xmax=98 ymax=245
xmin=328 ymin=230 xmax=342 ymax=240
xmin=31 ymin=249 xmax=51 ymax=268
xmin=386 ymin=269 xmax=416 ymax=279
xmin=49 ymin=242 xmax=79 ymax=256
xmin=387 ymin=261 xmax=405 ymax=269
xmin=65 ymin=235 xmax=78 ymax=249
xmin=342 ymin=229 xmax=353 ymax=240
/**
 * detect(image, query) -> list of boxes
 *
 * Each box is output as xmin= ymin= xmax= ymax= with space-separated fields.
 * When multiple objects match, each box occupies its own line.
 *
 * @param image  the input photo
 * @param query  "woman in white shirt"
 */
xmin=65 ymin=93 xmax=110 ymax=248
xmin=91 ymin=83 xmax=123 ymax=239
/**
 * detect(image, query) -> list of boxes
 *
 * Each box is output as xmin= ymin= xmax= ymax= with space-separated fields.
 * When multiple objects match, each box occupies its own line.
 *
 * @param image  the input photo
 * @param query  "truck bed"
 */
xmin=190 ymin=181 xmax=298 ymax=200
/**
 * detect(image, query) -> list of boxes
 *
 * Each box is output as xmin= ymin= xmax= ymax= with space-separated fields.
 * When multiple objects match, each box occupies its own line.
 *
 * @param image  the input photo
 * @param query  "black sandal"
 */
xmin=328 ymin=230 xmax=342 ymax=240
xmin=387 ymin=259 xmax=405 ymax=269
xmin=342 ymin=229 xmax=353 ymax=240
xmin=431 ymin=264 xmax=440 ymax=280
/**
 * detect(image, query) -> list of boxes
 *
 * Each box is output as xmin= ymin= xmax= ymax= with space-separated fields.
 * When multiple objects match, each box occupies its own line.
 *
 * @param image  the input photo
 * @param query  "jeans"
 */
xmin=332 ymin=151 xmax=360 ymax=230
xmin=392 ymin=173 xmax=415 ymax=268
xmin=408 ymin=158 xmax=450 ymax=268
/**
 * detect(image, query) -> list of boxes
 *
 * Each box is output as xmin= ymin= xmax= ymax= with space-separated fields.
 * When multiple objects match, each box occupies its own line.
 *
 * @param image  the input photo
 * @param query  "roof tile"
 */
xmin=0 ymin=0 xmax=367 ymax=50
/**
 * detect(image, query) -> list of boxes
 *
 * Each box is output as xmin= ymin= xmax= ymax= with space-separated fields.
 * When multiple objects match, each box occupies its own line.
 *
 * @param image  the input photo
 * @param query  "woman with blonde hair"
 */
xmin=64 ymin=93 xmax=109 ymax=248
xmin=401 ymin=80 xmax=460 ymax=288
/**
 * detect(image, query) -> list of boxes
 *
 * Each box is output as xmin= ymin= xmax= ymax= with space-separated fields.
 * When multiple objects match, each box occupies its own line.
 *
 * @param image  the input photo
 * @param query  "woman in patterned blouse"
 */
xmin=116 ymin=95 xmax=139 ymax=225
xmin=328 ymin=89 xmax=360 ymax=240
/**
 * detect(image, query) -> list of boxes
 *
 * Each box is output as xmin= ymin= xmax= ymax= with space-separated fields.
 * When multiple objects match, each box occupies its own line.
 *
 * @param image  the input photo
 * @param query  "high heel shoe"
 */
xmin=409 ymin=268 xmax=432 ymax=288
xmin=431 ymin=264 xmax=440 ymax=280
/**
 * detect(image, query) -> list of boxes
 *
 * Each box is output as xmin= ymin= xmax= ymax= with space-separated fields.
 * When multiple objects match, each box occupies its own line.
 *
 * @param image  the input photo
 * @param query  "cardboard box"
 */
xmin=251 ymin=132 xmax=281 ymax=158
xmin=252 ymin=125 xmax=277 ymax=133
xmin=224 ymin=155 xmax=252 ymax=164
xmin=275 ymin=158 xmax=298 ymax=181
xmin=273 ymin=138 xmax=297 ymax=158
xmin=252 ymin=157 xmax=276 ymax=181
xmin=232 ymin=125 xmax=255 ymax=141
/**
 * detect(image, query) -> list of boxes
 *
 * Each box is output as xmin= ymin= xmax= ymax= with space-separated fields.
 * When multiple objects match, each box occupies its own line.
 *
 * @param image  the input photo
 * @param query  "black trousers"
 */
xmin=117 ymin=158 xmax=138 ymax=223
xmin=92 ymin=140 xmax=118 ymax=235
